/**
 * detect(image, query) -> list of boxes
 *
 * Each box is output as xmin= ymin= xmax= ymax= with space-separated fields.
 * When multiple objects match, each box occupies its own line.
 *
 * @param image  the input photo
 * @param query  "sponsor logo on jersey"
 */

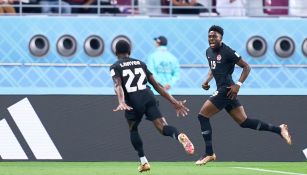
xmin=216 ymin=54 xmax=222 ymax=63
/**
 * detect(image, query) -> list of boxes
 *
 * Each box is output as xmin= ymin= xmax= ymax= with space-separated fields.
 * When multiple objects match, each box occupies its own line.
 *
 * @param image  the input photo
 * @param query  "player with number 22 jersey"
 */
xmin=110 ymin=58 xmax=156 ymax=115
xmin=109 ymin=40 xmax=194 ymax=173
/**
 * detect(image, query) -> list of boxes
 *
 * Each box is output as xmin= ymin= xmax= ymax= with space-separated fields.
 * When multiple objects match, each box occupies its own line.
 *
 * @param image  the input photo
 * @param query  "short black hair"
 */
xmin=208 ymin=25 xmax=224 ymax=36
xmin=115 ymin=40 xmax=131 ymax=54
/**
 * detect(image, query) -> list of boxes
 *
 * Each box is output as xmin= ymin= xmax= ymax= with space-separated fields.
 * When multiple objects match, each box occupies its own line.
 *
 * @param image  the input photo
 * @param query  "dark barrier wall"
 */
xmin=0 ymin=95 xmax=306 ymax=161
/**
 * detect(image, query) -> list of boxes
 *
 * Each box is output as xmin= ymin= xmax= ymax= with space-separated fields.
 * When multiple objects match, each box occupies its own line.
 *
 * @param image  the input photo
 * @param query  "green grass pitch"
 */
xmin=0 ymin=162 xmax=306 ymax=175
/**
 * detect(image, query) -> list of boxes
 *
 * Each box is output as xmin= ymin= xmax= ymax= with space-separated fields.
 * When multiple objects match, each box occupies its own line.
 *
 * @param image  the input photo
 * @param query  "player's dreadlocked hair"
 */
xmin=115 ymin=40 xmax=131 ymax=55
xmin=208 ymin=25 xmax=224 ymax=36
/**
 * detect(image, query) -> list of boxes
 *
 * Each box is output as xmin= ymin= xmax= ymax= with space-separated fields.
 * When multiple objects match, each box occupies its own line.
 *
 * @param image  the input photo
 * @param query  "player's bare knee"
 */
xmin=199 ymin=106 xmax=217 ymax=117
xmin=153 ymin=119 xmax=166 ymax=133
xmin=157 ymin=124 xmax=166 ymax=134
xmin=202 ymin=112 xmax=211 ymax=118
xmin=199 ymin=107 xmax=209 ymax=116
xmin=199 ymin=110 xmax=214 ymax=118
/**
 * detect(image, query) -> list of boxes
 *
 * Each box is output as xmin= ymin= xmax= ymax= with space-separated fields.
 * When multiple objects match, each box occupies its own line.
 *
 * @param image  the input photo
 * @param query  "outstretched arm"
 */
xmin=227 ymin=58 xmax=251 ymax=99
xmin=148 ymin=75 xmax=189 ymax=117
xmin=202 ymin=69 xmax=213 ymax=90
xmin=112 ymin=76 xmax=133 ymax=112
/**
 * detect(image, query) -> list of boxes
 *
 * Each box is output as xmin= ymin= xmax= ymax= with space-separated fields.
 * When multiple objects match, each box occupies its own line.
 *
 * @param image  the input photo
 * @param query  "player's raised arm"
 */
xmin=148 ymin=75 xmax=189 ymax=117
xmin=111 ymin=76 xmax=133 ymax=112
xmin=202 ymin=69 xmax=213 ymax=90
xmin=227 ymin=58 xmax=251 ymax=99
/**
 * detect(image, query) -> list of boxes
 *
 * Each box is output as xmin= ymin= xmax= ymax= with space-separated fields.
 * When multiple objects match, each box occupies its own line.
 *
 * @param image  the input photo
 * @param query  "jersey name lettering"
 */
xmin=120 ymin=61 xmax=141 ymax=67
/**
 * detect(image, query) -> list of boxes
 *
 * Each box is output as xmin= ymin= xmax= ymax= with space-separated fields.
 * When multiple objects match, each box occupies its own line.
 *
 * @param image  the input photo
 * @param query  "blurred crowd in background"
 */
xmin=0 ymin=0 xmax=307 ymax=16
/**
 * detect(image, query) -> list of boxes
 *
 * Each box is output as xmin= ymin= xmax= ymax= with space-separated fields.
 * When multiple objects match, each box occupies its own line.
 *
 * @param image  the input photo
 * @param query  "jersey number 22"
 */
xmin=123 ymin=68 xmax=146 ymax=93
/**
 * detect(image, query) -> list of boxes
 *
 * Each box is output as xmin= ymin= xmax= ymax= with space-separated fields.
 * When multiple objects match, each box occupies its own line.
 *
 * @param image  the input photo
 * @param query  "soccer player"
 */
xmin=110 ymin=40 xmax=194 ymax=172
xmin=196 ymin=25 xmax=292 ymax=165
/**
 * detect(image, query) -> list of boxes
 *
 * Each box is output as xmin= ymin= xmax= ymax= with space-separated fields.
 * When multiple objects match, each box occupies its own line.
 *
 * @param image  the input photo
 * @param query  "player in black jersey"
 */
xmin=110 ymin=40 xmax=194 ymax=172
xmin=195 ymin=25 xmax=292 ymax=165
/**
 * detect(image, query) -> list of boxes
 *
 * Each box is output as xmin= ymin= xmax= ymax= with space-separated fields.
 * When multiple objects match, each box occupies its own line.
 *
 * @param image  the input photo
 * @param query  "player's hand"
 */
xmin=174 ymin=100 xmax=190 ymax=117
xmin=227 ymin=84 xmax=240 ymax=100
xmin=113 ymin=102 xmax=133 ymax=112
xmin=202 ymin=82 xmax=210 ymax=90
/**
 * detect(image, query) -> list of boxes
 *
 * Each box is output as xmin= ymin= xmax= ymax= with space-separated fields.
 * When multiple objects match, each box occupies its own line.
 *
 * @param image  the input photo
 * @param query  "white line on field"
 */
xmin=232 ymin=167 xmax=307 ymax=175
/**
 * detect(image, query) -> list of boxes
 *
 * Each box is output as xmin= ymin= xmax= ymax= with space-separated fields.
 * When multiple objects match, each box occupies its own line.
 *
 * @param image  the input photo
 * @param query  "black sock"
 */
xmin=198 ymin=114 xmax=214 ymax=155
xmin=240 ymin=118 xmax=281 ymax=135
xmin=130 ymin=131 xmax=145 ymax=157
xmin=162 ymin=125 xmax=180 ymax=140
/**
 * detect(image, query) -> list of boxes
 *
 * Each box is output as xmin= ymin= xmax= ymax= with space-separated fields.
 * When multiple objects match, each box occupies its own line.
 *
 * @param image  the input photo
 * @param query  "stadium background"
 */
xmin=0 ymin=16 xmax=306 ymax=161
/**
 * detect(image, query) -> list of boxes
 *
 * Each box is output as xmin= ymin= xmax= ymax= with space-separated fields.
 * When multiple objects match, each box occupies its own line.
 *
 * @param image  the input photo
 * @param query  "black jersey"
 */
xmin=206 ymin=43 xmax=241 ymax=89
xmin=110 ymin=57 xmax=154 ymax=104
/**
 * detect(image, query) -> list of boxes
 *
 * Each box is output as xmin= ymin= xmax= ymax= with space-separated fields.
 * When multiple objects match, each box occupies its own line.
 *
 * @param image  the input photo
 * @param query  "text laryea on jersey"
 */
xmin=120 ymin=61 xmax=141 ymax=67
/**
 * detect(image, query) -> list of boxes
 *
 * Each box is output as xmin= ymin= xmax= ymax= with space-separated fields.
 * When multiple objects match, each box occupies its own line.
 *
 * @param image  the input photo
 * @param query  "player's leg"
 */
xmin=145 ymin=101 xmax=180 ymax=140
xmin=196 ymin=99 xmax=220 ymax=165
xmin=152 ymin=117 xmax=195 ymax=155
xmin=127 ymin=119 xmax=144 ymax=157
xmin=227 ymin=105 xmax=292 ymax=145
xmin=144 ymin=102 xmax=194 ymax=155
xmin=152 ymin=117 xmax=177 ymax=137
xmin=198 ymin=100 xmax=220 ymax=156
xmin=145 ymin=95 xmax=194 ymax=154
xmin=125 ymin=108 xmax=150 ymax=172
xmin=145 ymin=103 xmax=180 ymax=139
xmin=127 ymin=119 xmax=151 ymax=172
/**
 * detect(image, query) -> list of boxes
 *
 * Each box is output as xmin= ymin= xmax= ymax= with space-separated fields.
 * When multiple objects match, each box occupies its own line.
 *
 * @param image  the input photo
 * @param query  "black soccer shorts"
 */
xmin=125 ymin=97 xmax=162 ymax=121
xmin=208 ymin=87 xmax=242 ymax=112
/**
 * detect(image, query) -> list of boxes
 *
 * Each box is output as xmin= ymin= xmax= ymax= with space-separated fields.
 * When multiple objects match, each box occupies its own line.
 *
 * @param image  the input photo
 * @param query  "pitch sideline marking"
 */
xmin=232 ymin=167 xmax=307 ymax=175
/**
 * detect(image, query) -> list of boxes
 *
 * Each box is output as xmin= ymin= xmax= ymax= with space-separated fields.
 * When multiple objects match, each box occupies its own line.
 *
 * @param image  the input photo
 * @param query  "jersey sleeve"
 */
xmin=109 ymin=64 xmax=120 ymax=78
xmin=228 ymin=48 xmax=241 ymax=63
